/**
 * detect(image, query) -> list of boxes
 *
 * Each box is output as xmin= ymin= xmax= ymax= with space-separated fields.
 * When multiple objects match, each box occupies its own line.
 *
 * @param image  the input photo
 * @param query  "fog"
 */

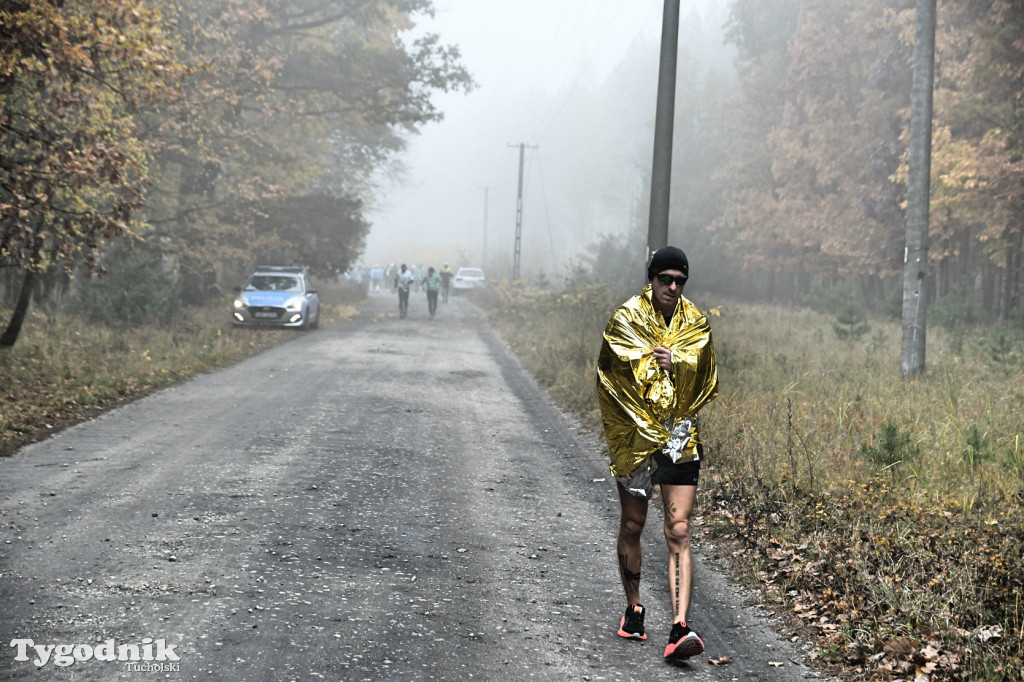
xmin=364 ymin=0 xmax=734 ymax=282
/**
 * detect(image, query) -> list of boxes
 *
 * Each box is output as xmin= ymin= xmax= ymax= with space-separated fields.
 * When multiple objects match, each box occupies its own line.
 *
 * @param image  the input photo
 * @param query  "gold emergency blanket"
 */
xmin=596 ymin=286 xmax=718 ymax=477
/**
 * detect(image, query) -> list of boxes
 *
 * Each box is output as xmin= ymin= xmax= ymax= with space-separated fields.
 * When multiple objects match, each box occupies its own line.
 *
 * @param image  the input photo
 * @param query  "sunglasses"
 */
xmin=656 ymin=273 xmax=687 ymax=287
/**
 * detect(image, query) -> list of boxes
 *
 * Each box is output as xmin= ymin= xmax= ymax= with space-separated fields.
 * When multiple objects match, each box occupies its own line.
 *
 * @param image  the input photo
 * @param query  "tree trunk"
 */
xmin=764 ymin=268 xmax=776 ymax=302
xmin=780 ymin=0 xmax=808 ymax=130
xmin=1012 ymin=230 xmax=1023 ymax=325
xmin=0 ymin=268 xmax=37 ymax=347
xmin=959 ymin=230 xmax=971 ymax=289
xmin=937 ymin=255 xmax=948 ymax=299
xmin=901 ymin=0 xmax=937 ymax=377
xmin=982 ymin=264 xmax=995 ymax=313
xmin=998 ymin=247 xmax=1011 ymax=321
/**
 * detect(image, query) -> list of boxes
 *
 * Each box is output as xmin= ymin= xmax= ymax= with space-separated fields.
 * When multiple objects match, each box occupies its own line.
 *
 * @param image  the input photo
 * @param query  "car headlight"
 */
xmin=233 ymin=294 xmax=248 ymax=308
xmin=284 ymin=295 xmax=304 ymax=311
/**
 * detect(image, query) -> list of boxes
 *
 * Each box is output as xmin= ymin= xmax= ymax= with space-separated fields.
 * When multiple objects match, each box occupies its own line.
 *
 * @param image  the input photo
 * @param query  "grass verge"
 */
xmin=474 ymin=281 xmax=1024 ymax=681
xmin=0 ymin=281 xmax=363 ymax=457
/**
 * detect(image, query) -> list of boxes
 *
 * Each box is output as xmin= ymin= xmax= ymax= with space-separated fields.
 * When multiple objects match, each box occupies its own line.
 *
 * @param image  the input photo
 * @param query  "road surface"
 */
xmin=1 ymin=291 xmax=830 ymax=680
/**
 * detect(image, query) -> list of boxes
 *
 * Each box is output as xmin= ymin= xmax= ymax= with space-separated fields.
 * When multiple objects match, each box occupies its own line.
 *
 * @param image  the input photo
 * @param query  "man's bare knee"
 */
xmin=620 ymin=515 xmax=646 ymax=539
xmin=664 ymin=519 xmax=690 ymax=547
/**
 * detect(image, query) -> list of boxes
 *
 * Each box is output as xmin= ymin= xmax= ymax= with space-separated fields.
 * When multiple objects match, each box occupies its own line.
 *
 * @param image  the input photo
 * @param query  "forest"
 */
xmin=2 ymin=0 xmax=1023 ymax=338
xmin=665 ymin=0 xmax=1023 ymax=321
xmin=0 ymin=0 xmax=473 ymax=345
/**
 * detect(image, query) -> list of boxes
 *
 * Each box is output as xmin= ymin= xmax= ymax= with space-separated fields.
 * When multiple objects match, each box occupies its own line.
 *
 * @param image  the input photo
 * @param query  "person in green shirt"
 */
xmin=422 ymin=267 xmax=442 ymax=319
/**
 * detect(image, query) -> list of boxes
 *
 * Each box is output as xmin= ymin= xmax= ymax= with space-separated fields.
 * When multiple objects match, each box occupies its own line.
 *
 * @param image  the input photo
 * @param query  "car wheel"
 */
xmin=311 ymin=308 xmax=320 ymax=329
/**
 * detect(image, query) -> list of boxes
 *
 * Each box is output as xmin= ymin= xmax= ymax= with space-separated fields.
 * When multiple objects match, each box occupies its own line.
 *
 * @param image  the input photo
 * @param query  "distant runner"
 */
xmin=422 ymin=267 xmax=442 ymax=319
xmin=439 ymin=263 xmax=455 ymax=303
xmin=395 ymin=264 xmax=415 ymax=318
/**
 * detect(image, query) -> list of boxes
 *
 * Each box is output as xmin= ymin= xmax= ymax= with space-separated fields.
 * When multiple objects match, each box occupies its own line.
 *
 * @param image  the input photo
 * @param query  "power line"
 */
xmin=509 ymin=0 xmax=620 ymax=142
xmin=529 ymin=0 xmax=644 ymax=143
xmin=532 ymin=151 xmax=558 ymax=277
xmin=507 ymin=1 xmax=576 ymax=141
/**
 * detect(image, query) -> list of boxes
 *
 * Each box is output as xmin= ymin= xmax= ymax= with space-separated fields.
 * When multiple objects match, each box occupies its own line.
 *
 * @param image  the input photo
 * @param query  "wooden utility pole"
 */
xmin=901 ymin=0 xmax=937 ymax=377
xmin=647 ymin=0 xmax=681 ymax=256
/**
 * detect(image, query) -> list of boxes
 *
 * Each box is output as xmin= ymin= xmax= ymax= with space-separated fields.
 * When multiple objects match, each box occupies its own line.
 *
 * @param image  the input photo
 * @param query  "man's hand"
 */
xmin=652 ymin=347 xmax=674 ymax=372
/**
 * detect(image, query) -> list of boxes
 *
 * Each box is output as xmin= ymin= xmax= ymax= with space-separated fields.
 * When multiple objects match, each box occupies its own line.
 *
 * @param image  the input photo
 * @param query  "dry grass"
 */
xmin=0 ymin=281 xmax=362 ymax=456
xmin=475 ymin=282 xmax=1024 ymax=681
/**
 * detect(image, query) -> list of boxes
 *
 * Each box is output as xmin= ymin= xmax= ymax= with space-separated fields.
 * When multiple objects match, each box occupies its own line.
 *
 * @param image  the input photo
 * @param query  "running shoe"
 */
xmin=617 ymin=603 xmax=647 ymax=640
xmin=663 ymin=621 xmax=703 ymax=659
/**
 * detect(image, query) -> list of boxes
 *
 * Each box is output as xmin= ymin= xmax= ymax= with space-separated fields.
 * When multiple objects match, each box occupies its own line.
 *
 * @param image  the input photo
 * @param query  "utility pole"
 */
xmin=647 ymin=0 xmax=681 ymax=256
xmin=901 ymin=0 xmax=937 ymax=377
xmin=508 ymin=143 xmax=537 ymax=280
xmin=479 ymin=186 xmax=493 ymax=268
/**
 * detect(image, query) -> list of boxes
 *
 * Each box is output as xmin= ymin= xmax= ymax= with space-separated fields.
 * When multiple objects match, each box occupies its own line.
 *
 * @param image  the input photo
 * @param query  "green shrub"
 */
xmin=883 ymin=284 xmax=903 ymax=321
xmin=833 ymin=301 xmax=870 ymax=340
xmin=974 ymin=325 xmax=1023 ymax=366
xmin=861 ymin=421 xmax=919 ymax=471
xmin=959 ymin=423 xmax=993 ymax=468
xmin=930 ymin=286 xmax=989 ymax=330
xmin=74 ymin=258 xmax=182 ymax=327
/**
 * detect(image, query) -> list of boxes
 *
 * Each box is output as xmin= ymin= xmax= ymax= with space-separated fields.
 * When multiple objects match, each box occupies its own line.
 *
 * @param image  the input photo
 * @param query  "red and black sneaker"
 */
xmin=617 ymin=603 xmax=647 ymax=640
xmin=663 ymin=621 xmax=703 ymax=660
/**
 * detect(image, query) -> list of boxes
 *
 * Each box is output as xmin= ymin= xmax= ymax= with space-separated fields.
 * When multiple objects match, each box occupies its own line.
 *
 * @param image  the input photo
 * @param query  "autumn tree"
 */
xmin=138 ymin=0 xmax=473 ymax=297
xmin=925 ymin=0 xmax=1024 ymax=318
xmin=716 ymin=0 xmax=916 ymax=303
xmin=711 ymin=0 xmax=805 ymax=300
xmin=707 ymin=0 xmax=1023 ymax=317
xmin=0 ymin=0 xmax=183 ymax=346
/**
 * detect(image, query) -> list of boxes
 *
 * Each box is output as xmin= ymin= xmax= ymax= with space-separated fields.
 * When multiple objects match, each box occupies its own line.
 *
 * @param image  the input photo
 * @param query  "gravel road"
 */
xmin=1 ymin=291 xmax=833 ymax=681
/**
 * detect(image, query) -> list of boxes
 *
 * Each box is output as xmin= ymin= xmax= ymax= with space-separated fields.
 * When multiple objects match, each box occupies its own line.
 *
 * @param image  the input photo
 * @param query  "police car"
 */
xmin=232 ymin=266 xmax=320 ymax=329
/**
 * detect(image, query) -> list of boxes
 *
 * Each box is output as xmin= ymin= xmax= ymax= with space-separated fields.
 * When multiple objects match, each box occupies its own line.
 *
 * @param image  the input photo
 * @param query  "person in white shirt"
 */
xmin=394 ymin=263 xmax=416 ymax=318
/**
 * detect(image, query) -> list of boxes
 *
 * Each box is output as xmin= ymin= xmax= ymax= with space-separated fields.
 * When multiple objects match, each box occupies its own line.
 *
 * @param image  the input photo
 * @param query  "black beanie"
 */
xmin=646 ymin=246 xmax=689 ymax=281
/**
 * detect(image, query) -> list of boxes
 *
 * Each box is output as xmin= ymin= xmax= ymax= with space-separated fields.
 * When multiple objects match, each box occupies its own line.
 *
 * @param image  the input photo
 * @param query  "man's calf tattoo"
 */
xmin=673 ymin=551 xmax=681 ymax=617
xmin=618 ymin=553 xmax=641 ymax=594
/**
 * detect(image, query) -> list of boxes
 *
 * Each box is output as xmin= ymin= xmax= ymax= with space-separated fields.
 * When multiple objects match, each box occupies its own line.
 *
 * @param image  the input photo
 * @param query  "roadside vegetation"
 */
xmin=1 ymin=1 xmax=472 ymax=347
xmin=474 ymin=281 xmax=1023 ymax=682
xmin=0 ymin=279 xmax=364 ymax=457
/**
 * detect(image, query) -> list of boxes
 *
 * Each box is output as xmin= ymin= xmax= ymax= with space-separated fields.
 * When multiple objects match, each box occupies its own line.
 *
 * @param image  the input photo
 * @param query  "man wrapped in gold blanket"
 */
xmin=595 ymin=246 xmax=718 ymax=660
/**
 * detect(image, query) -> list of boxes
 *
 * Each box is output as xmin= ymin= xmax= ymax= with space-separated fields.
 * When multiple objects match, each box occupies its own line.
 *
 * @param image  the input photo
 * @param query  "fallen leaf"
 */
xmin=973 ymin=625 xmax=1002 ymax=642
xmin=883 ymin=638 xmax=917 ymax=657
xmin=708 ymin=656 xmax=732 ymax=665
xmin=768 ymin=661 xmax=784 ymax=667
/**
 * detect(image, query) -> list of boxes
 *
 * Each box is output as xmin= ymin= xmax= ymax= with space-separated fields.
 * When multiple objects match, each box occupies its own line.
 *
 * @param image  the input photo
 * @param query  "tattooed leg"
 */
xmin=616 ymin=482 xmax=648 ymax=605
xmin=618 ymin=553 xmax=642 ymax=601
xmin=662 ymin=484 xmax=696 ymax=623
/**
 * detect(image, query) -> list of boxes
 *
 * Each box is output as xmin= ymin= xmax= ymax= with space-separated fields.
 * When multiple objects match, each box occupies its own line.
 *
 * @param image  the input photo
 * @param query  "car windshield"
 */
xmin=246 ymin=275 xmax=302 ymax=292
xmin=458 ymin=268 xmax=485 ymax=278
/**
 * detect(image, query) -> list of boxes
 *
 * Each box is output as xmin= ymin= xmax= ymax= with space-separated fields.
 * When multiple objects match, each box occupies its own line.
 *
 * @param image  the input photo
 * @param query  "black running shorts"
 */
xmin=651 ymin=447 xmax=701 ymax=486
